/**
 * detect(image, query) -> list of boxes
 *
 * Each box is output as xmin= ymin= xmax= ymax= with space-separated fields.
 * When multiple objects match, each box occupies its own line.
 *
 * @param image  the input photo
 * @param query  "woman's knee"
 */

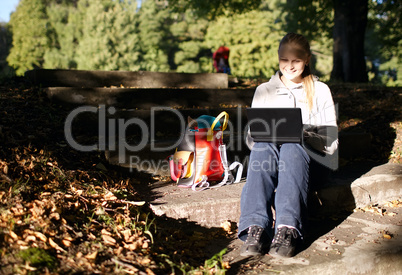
xmin=280 ymin=143 xmax=309 ymax=161
xmin=248 ymin=143 xmax=279 ymax=176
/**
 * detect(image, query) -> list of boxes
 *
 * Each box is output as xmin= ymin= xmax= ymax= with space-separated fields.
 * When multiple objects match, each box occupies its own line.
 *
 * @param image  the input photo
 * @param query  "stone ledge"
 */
xmin=26 ymin=69 xmax=229 ymax=89
xmin=148 ymin=163 xmax=402 ymax=228
xmin=45 ymin=87 xmax=254 ymax=108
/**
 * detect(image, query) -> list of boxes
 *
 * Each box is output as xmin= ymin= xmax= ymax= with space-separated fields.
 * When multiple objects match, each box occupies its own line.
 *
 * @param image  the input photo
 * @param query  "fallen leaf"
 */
xmin=102 ymin=234 xmax=116 ymax=245
xmin=49 ymin=212 xmax=60 ymax=220
xmin=34 ymin=232 xmax=47 ymax=242
xmin=121 ymin=229 xmax=132 ymax=242
xmin=64 ymin=235 xmax=73 ymax=241
xmin=85 ymin=251 xmax=98 ymax=260
xmin=222 ymin=261 xmax=231 ymax=269
xmin=101 ymin=229 xmax=112 ymax=236
xmin=104 ymin=191 xmax=117 ymax=201
xmin=221 ymin=220 xmax=233 ymax=234
xmin=123 ymin=241 xmax=139 ymax=251
xmin=17 ymin=240 xmax=28 ymax=246
xmin=3 ymin=165 xmax=8 ymax=174
xmin=120 ymin=200 xmax=146 ymax=206
xmin=62 ymin=239 xmax=71 ymax=247
xmin=49 ymin=238 xmax=66 ymax=252
xmin=139 ymin=257 xmax=151 ymax=265
xmin=21 ymin=262 xmax=37 ymax=271
xmin=142 ymin=241 xmax=149 ymax=249
xmin=25 ymin=235 xmax=36 ymax=242
xmin=9 ymin=230 xmax=18 ymax=240
xmin=114 ymin=246 xmax=123 ymax=256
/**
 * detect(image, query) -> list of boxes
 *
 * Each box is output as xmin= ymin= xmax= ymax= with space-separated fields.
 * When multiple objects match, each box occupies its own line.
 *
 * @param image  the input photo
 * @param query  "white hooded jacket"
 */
xmin=246 ymin=72 xmax=339 ymax=169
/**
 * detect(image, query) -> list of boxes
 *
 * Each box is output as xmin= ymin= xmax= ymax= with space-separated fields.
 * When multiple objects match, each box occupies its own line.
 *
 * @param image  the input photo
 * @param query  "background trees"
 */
xmin=75 ymin=0 xmax=142 ymax=71
xmin=331 ymin=0 xmax=368 ymax=83
xmin=0 ymin=22 xmax=12 ymax=80
xmin=6 ymin=0 xmax=51 ymax=75
xmin=43 ymin=0 xmax=80 ymax=69
xmin=366 ymin=0 xmax=402 ymax=86
xmin=2 ymin=0 xmax=401 ymax=86
xmin=282 ymin=0 xmax=334 ymax=80
xmin=205 ymin=1 xmax=285 ymax=78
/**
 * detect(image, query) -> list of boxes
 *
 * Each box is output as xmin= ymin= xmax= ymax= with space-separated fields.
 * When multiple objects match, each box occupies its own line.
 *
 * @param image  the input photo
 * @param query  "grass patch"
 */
xmin=17 ymin=247 xmax=57 ymax=270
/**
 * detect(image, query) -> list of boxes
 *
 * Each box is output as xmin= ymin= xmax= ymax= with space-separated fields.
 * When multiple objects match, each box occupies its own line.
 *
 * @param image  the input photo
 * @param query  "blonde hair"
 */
xmin=279 ymin=33 xmax=315 ymax=112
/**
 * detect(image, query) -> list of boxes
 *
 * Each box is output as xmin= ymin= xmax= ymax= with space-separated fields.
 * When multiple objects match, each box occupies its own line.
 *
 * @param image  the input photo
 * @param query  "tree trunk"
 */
xmin=331 ymin=0 xmax=368 ymax=82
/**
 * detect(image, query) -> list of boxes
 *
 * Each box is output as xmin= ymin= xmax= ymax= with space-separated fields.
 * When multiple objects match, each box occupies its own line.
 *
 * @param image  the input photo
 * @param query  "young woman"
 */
xmin=238 ymin=33 xmax=338 ymax=258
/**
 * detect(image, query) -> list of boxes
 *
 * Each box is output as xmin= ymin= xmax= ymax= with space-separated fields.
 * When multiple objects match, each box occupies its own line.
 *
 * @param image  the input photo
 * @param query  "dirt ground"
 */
xmin=0 ymin=79 xmax=401 ymax=274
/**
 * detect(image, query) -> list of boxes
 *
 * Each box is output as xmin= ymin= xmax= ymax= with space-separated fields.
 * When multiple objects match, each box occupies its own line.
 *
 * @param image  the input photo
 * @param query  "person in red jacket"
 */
xmin=213 ymin=46 xmax=231 ymax=74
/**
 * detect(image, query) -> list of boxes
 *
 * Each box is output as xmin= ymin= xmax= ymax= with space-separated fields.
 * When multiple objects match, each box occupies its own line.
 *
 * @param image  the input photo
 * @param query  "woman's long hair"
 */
xmin=279 ymin=33 xmax=315 ymax=112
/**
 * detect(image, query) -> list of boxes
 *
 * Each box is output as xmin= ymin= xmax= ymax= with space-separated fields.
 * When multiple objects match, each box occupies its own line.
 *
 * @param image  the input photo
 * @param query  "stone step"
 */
xmin=26 ymin=69 xmax=229 ymax=89
xmin=103 ymin=129 xmax=371 ymax=176
xmin=67 ymin=106 xmax=371 ymax=172
xmin=45 ymin=87 xmax=254 ymax=108
xmin=149 ymin=163 xmax=402 ymax=228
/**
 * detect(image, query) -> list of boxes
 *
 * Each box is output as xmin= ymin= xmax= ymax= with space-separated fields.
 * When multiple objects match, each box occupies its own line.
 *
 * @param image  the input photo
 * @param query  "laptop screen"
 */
xmin=246 ymin=108 xmax=303 ymax=144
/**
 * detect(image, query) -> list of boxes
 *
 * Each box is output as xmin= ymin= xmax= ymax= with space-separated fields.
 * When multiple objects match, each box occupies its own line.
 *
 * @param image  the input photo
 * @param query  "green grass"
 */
xmin=17 ymin=247 xmax=57 ymax=270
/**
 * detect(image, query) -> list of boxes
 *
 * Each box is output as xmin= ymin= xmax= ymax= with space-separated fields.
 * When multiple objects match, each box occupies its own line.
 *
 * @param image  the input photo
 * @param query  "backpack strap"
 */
xmin=211 ymin=144 xmax=243 ymax=189
xmin=188 ymin=144 xmax=243 ymax=191
xmin=207 ymin=111 xmax=228 ymax=141
xmin=191 ymin=175 xmax=210 ymax=191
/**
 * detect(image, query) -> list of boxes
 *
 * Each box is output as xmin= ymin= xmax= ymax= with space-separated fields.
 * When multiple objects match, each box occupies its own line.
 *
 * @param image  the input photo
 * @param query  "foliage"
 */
xmin=7 ymin=0 xmax=51 ymax=75
xmin=138 ymin=0 xmax=170 ymax=72
xmin=43 ymin=1 xmax=79 ymax=69
xmin=167 ymin=0 xmax=262 ymax=18
xmin=169 ymin=9 xmax=211 ymax=73
xmin=366 ymin=0 xmax=402 ymax=86
xmin=0 ymin=23 xmax=14 ymax=81
xmin=75 ymin=0 xmax=141 ymax=71
xmin=202 ymin=248 xmax=228 ymax=274
xmin=205 ymin=4 xmax=286 ymax=78
xmin=17 ymin=248 xmax=57 ymax=270
xmin=282 ymin=0 xmax=334 ymax=40
xmin=282 ymin=0 xmax=334 ymax=81
xmin=0 ymin=84 xmax=234 ymax=274
xmin=3 ymin=0 xmax=401 ymax=84
xmin=1 ymin=81 xmax=401 ymax=273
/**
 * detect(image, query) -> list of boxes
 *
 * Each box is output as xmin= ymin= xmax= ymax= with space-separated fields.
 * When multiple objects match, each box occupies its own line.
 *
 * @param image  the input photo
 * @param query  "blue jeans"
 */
xmin=238 ymin=143 xmax=310 ymax=241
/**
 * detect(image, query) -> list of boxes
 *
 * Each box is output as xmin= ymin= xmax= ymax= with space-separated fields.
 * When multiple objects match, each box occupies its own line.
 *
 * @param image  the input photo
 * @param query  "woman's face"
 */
xmin=278 ymin=44 xmax=310 ymax=83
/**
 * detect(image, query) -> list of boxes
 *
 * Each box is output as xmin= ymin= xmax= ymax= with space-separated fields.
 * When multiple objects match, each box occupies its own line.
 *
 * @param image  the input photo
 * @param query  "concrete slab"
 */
xmin=105 ymin=131 xmax=376 ymax=179
xmin=223 ymin=208 xmax=402 ymax=274
xmin=351 ymin=163 xmax=402 ymax=207
xmin=148 ymin=163 xmax=402 ymax=228
xmin=150 ymin=180 xmax=245 ymax=228
xmin=45 ymin=87 xmax=254 ymax=108
xmin=26 ymin=69 xmax=229 ymax=88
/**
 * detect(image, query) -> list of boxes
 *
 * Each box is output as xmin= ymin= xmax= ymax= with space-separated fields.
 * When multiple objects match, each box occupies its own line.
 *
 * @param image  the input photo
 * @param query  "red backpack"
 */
xmin=169 ymin=111 xmax=242 ymax=191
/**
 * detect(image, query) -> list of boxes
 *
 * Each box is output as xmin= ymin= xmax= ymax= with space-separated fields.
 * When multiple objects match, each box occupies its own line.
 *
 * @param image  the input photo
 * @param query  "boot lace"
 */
xmin=246 ymin=226 xmax=263 ymax=244
xmin=272 ymin=227 xmax=298 ymax=247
